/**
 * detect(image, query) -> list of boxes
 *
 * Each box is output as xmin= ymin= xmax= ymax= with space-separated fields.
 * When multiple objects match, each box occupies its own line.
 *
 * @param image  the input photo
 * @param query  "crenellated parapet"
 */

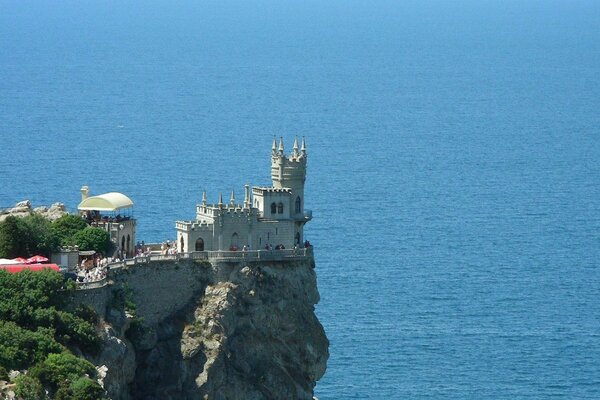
xmin=176 ymin=137 xmax=311 ymax=252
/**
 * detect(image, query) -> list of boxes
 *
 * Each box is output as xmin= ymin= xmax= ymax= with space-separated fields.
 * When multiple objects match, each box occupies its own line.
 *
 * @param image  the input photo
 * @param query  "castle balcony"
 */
xmin=293 ymin=209 xmax=312 ymax=222
xmin=176 ymin=221 xmax=192 ymax=231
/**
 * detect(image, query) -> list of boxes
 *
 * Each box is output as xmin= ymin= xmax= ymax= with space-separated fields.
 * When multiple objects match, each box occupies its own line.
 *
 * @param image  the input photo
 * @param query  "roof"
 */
xmin=0 ymin=264 xmax=61 ymax=273
xmin=78 ymin=192 xmax=134 ymax=212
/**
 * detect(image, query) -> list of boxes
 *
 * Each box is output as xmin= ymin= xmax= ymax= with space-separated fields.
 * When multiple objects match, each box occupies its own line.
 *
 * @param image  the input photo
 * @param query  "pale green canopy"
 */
xmin=78 ymin=192 xmax=134 ymax=212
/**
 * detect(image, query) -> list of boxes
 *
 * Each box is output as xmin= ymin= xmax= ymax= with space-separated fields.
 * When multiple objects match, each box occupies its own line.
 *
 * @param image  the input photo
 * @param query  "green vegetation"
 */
xmin=0 ymin=214 xmax=112 ymax=259
xmin=0 ymin=269 xmax=104 ymax=399
xmin=51 ymin=215 xmax=88 ymax=247
xmin=71 ymin=227 xmax=112 ymax=255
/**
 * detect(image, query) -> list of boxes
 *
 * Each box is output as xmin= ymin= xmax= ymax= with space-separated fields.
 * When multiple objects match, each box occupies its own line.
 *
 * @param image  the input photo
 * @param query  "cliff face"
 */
xmin=78 ymin=258 xmax=328 ymax=400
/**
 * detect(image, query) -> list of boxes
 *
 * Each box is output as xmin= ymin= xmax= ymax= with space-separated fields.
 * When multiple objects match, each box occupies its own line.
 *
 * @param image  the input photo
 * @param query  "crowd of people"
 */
xmin=83 ymin=210 xmax=131 ymax=224
xmin=76 ymin=255 xmax=109 ymax=283
xmin=75 ymin=238 xmax=313 ymax=284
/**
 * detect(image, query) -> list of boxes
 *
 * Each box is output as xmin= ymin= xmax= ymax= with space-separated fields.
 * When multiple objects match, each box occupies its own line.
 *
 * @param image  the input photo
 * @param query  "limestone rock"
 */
xmin=133 ymin=261 xmax=328 ymax=400
xmin=72 ymin=258 xmax=328 ymax=400
xmin=0 ymin=200 xmax=68 ymax=222
xmin=92 ymin=325 xmax=136 ymax=400
xmin=14 ymin=200 xmax=31 ymax=209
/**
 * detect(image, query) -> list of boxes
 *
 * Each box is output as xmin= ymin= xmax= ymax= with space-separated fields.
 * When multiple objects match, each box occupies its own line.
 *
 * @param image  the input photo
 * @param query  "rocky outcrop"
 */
xmin=0 ymin=200 xmax=68 ymax=222
xmin=78 ymin=258 xmax=328 ymax=400
xmin=180 ymin=263 xmax=328 ymax=400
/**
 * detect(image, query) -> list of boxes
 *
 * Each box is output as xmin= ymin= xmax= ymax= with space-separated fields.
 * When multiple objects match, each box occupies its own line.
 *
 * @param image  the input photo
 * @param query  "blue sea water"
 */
xmin=1 ymin=0 xmax=600 ymax=398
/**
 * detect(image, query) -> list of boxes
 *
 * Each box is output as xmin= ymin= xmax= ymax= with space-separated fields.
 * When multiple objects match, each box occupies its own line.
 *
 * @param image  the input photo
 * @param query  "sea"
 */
xmin=1 ymin=0 xmax=599 ymax=398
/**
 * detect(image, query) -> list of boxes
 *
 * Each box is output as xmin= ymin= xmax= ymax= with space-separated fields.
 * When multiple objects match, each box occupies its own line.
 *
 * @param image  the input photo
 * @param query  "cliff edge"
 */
xmin=75 ymin=257 xmax=328 ymax=399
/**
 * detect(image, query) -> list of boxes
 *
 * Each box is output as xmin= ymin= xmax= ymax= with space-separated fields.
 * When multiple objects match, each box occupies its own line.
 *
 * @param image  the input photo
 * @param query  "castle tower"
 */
xmin=271 ymin=136 xmax=307 ymax=218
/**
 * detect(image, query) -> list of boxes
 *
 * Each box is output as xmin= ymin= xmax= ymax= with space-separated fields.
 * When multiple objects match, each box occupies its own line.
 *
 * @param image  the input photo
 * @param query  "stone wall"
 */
xmin=72 ymin=259 xmax=212 ymax=326
xmin=70 ymin=255 xmax=328 ymax=400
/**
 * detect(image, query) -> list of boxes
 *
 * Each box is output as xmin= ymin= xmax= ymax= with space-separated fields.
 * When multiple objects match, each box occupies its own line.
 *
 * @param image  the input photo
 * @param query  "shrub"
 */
xmin=0 ymin=321 xmax=64 ymax=370
xmin=31 ymin=352 xmax=96 ymax=390
xmin=14 ymin=375 xmax=45 ymax=400
xmin=0 ymin=365 xmax=8 ymax=381
xmin=0 ymin=216 xmax=26 ymax=258
xmin=71 ymin=227 xmax=111 ymax=255
xmin=55 ymin=376 xmax=105 ymax=400
xmin=21 ymin=214 xmax=59 ymax=257
xmin=51 ymin=215 xmax=88 ymax=247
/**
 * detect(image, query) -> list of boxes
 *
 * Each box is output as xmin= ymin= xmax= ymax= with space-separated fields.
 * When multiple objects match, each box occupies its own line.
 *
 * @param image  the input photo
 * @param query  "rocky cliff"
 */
xmin=0 ymin=200 xmax=68 ymax=222
xmin=76 ymin=257 xmax=328 ymax=400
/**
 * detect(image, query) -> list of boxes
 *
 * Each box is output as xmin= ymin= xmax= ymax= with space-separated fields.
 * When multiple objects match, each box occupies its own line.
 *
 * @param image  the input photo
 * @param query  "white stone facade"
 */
xmin=176 ymin=137 xmax=312 ymax=252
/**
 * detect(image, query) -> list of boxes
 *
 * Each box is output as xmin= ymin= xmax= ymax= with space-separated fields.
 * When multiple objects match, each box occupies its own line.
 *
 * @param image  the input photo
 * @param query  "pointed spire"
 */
xmin=301 ymin=136 xmax=306 ymax=155
xmin=230 ymin=190 xmax=236 ymax=205
xmin=202 ymin=190 xmax=207 ymax=206
xmin=218 ymin=192 xmax=223 ymax=207
xmin=278 ymin=136 xmax=284 ymax=154
xmin=293 ymin=136 xmax=299 ymax=156
xmin=272 ymin=136 xmax=277 ymax=154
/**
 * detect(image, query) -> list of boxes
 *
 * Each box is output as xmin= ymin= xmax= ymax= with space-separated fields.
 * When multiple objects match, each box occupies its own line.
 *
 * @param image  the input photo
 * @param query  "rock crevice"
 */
xmin=84 ymin=258 xmax=328 ymax=400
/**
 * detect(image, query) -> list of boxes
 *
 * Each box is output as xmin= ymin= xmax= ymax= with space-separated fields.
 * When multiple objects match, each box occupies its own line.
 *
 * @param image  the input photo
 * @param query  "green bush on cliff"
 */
xmin=0 ymin=214 xmax=61 ymax=259
xmin=51 ymin=215 xmax=89 ymax=247
xmin=0 ymin=213 xmax=96 ymax=259
xmin=55 ymin=376 xmax=105 ymax=400
xmin=0 ymin=269 xmax=102 ymax=399
xmin=30 ymin=352 xmax=96 ymax=388
xmin=0 ymin=216 xmax=27 ymax=259
xmin=14 ymin=375 xmax=46 ymax=400
xmin=71 ymin=227 xmax=112 ymax=255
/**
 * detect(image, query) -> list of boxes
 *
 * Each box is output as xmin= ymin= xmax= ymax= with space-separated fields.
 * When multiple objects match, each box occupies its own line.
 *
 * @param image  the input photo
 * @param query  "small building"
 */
xmin=78 ymin=187 xmax=137 ymax=258
xmin=176 ymin=137 xmax=312 ymax=252
xmin=50 ymin=246 xmax=80 ymax=271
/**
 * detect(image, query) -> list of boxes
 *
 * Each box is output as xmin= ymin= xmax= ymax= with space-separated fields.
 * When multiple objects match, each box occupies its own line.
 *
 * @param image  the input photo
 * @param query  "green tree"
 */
xmin=0 ymin=216 xmax=26 ymax=258
xmin=71 ymin=227 xmax=111 ymax=255
xmin=14 ymin=375 xmax=45 ymax=400
xmin=32 ymin=352 xmax=96 ymax=389
xmin=21 ymin=214 xmax=59 ymax=257
xmin=55 ymin=376 xmax=104 ymax=400
xmin=51 ymin=215 xmax=88 ymax=247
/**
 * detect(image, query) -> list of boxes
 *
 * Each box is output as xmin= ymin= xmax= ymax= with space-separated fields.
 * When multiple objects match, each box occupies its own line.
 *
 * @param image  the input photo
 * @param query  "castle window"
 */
xmin=195 ymin=238 xmax=204 ymax=251
xmin=271 ymin=202 xmax=277 ymax=214
xmin=180 ymin=236 xmax=185 ymax=252
xmin=295 ymin=196 xmax=301 ymax=213
xmin=230 ymin=233 xmax=239 ymax=251
xmin=278 ymin=202 xmax=284 ymax=214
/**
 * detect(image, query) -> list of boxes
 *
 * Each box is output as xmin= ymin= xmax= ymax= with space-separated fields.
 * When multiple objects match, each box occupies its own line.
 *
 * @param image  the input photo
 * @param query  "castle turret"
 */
xmin=271 ymin=136 xmax=307 ymax=218
xmin=80 ymin=186 xmax=89 ymax=202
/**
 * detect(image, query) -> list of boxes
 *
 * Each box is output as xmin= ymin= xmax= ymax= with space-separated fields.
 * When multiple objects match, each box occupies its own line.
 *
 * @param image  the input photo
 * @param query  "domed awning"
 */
xmin=78 ymin=192 xmax=134 ymax=212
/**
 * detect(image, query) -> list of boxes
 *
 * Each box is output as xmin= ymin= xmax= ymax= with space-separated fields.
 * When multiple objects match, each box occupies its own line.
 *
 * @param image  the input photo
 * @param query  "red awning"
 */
xmin=0 ymin=264 xmax=61 ymax=273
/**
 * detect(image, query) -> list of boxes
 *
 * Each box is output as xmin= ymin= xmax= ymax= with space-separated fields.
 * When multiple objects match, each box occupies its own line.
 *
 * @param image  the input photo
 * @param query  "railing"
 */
xmin=75 ymin=278 xmax=109 ymax=290
xmin=75 ymin=247 xmax=313 ymax=289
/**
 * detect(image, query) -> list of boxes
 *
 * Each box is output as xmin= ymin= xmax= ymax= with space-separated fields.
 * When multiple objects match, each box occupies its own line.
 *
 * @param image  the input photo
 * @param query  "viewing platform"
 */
xmin=74 ymin=247 xmax=314 ymax=290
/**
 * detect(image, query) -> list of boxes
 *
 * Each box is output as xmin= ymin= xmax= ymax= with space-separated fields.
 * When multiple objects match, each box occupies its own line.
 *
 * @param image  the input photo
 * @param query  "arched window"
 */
xmin=121 ymin=236 xmax=125 ymax=250
xmin=180 ymin=236 xmax=185 ymax=252
xmin=230 ymin=233 xmax=239 ymax=251
xmin=295 ymin=196 xmax=301 ymax=213
xmin=126 ymin=235 xmax=131 ymax=254
xmin=278 ymin=202 xmax=284 ymax=214
xmin=271 ymin=202 xmax=277 ymax=214
xmin=195 ymin=238 xmax=204 ymax=251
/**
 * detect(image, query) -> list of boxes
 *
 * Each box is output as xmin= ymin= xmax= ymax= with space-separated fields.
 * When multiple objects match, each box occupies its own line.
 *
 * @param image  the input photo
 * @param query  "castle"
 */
xmin=175 ymin=137 xmax=311 ymax=252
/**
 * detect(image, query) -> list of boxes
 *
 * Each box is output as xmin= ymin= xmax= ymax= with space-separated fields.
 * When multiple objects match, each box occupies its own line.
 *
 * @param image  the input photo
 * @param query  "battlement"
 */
xmin=253 ymin=187 xmax=292 ymax=194
xmin=176 ymin=137 xmax=310 ymax=252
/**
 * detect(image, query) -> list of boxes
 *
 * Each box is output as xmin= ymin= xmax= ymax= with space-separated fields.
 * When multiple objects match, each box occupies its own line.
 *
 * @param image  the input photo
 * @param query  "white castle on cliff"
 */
xmin=175 ymin=137 xmax=312 ymax=252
